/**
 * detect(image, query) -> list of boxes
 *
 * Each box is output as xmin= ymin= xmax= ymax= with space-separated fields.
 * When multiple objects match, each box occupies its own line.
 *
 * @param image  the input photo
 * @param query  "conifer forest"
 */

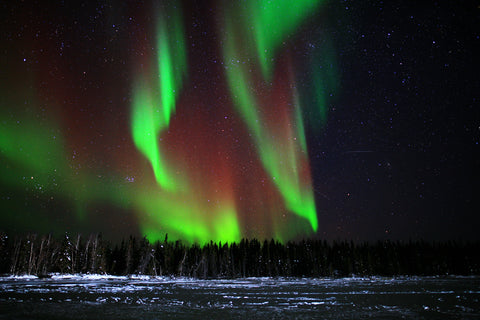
xmin=1 ymin=233 xmax=479 ymax=278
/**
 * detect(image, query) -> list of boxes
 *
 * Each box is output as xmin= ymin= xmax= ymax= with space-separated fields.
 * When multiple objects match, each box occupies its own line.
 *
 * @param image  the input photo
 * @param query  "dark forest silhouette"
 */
xmin=0 ymin=233 xmax=478 ymax=278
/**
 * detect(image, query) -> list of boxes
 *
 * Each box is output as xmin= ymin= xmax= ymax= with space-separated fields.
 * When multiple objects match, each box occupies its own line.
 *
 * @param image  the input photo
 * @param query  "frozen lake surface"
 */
xmin=1 ymin=275 xmax=479 ymax=319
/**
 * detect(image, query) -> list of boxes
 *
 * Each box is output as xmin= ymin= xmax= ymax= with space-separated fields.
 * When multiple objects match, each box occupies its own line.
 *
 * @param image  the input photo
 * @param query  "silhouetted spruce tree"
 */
xmin=153 ymin=241 xmax=165 ymax=276
xmin=174 ymin=240 xmax=187 ymax=276
xmin=136 ymin=237 xmax=152 ymax=275
xmin=229 ymin=242 xmax=240 ymax=277
xmin=125 ymin=236 xmax=139 ymax=274
xmin=56 ymin=233 xmax=74 ymax=274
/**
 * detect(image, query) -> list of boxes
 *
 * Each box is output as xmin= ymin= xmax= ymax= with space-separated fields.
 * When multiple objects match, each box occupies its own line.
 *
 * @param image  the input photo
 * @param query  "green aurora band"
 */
xmin=222 ymin=0 xmax=325 ymax=79
xmin=135 ymin=188 xmax=241 ymax=244
xmin=130 ymin=4 xmax=241 ymax=244
xmin=223 ymin=42 xmax=318 ymax=234
xmin=221 ymin=0 xmax=324 ymax=233
xmin=131 ymin=5 xmax=187 ymax=192
xmin=0 ymin=102 xmax=131 ymax=229
xmin=300 ymin=37 xmax=340 ymax=130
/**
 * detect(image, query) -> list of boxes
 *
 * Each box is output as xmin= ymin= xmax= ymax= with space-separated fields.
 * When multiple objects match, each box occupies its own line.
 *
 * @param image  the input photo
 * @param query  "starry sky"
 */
xmin=0 ymin=0 xmax=478 ymax=243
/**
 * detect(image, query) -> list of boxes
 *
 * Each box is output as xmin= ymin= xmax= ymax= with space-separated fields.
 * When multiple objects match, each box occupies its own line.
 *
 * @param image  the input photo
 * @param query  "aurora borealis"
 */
xmin=1 ymin=0 xmax=328 ymax=244
xmin=1 ymin=0 xmax=478 ymax=242
xmin=131 ymin=2 xmax=187 ymax=192
xmin=130 ymin=0 xmax=325 ymax=243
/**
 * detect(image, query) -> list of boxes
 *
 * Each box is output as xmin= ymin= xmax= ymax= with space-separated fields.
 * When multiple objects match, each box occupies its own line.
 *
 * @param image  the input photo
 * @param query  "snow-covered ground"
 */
xmin=0 ymin=275 xmax=479 ymax=319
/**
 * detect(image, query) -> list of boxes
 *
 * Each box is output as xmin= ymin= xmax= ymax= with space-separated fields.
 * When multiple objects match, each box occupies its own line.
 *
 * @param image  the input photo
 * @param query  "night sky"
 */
xmin=1 ymin=0 xmax=478 ymax=243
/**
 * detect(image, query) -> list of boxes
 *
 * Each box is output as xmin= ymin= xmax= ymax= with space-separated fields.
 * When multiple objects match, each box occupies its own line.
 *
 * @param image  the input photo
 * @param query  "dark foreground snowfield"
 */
xmin=0 ymin=275 xmax=479 ymax=319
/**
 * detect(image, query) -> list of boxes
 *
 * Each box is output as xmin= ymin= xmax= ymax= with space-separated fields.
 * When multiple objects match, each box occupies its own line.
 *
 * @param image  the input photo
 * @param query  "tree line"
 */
xmin=0 ymin=232 xmax=478 ymax=278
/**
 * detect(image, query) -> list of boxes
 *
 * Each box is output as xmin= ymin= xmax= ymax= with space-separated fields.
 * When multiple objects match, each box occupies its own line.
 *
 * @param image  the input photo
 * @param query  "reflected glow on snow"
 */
xmin=0 ymin=275 xmax=479 ymax=319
